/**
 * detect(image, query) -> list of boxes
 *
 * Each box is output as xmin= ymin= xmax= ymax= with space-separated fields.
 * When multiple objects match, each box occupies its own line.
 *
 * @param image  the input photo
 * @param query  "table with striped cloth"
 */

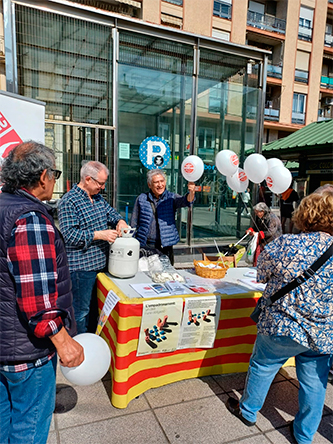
xmin=96 ymin=271 xmax=270 ymax=409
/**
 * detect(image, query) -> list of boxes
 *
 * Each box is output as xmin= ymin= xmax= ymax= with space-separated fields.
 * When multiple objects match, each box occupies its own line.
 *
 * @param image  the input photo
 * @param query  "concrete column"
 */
xmin=142 ymin=0 xmax=160 ymax=24
xmin=0 ymin=6 xmax=5 ymax=91
xmin=306 ymin=0 xmax=327 ymax=124
xmin=183 ymin=0 xmax=213 ymax=37
xmin=230 ymin=0 xmax=248 ymax=45
xmin=279 ymin=0 xmax=301 ymax=124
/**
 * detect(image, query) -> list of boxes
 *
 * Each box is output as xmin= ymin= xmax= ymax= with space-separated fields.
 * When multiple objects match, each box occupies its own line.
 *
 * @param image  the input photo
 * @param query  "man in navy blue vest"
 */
xmin=131 ymin=169 xmax=195 ymax=265
xmin=0 ymin=141 xmax=84 ymax=444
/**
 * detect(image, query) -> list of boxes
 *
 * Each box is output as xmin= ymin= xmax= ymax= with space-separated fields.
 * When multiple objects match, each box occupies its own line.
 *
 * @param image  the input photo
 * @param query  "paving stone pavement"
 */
xmin=48 ymin=364 xmax=333 ymax=444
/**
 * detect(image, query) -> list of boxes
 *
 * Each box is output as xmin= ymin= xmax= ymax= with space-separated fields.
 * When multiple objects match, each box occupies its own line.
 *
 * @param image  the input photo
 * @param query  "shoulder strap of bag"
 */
xmin=267 ymin=242 xmax=333 ymax=306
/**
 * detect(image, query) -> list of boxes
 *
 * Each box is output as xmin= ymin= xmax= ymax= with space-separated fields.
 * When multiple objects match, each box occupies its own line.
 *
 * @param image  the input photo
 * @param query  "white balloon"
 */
xmin=181 ymin=155 xmax=204 ymax=182
xmin=226 ymin=168 xmax=249 ymax=193
xmin=61 ymin=333 xmax=111 ymax=386
xmin=266 ymin=158 xmax=284 ymax=171
xmin=215 ymin=150 xmax=239 ymax=176
xmin=244 ymin=154 xmax=268 ymax=184
xmin=265 ymin=165 xmax=292 ymax=194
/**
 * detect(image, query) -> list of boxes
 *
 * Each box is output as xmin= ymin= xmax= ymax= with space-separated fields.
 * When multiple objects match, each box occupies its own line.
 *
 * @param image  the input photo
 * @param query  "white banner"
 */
xmin=0 ymin=91 xmax=45 ymax=159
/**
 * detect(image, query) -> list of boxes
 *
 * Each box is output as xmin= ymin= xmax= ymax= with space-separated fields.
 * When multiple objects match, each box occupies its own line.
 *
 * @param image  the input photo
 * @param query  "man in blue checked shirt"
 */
xmin=58 ymin=161 xmax=128 ymax=334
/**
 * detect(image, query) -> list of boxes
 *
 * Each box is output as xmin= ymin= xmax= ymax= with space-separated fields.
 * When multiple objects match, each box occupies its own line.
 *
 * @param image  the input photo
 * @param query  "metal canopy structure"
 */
xmin=261 ymin=119 xmax=333 ymax=156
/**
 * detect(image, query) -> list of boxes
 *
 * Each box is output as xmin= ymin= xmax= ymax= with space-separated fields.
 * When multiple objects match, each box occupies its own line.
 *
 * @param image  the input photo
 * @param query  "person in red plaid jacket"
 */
xmin=0 ymin=142 xmax=84 ymax=444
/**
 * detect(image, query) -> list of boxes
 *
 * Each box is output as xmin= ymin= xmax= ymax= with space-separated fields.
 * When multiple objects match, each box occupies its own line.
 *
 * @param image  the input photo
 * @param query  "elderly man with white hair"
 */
xmin=131 ymin=169 xmax=195 ymax=265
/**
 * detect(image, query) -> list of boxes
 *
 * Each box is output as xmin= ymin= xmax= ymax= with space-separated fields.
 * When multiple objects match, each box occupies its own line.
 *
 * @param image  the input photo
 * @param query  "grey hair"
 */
xmin=0 ymin=141 xmax=55 ymax=193
xmin=80 ymin=161 xmax=109 ymax=181
xmin=147 ymin=169 xmax=166 ymax=186
xmin=253 ymin=202 xmax=270 ymax=214
xmin=314 ymin=184 xmax=333 ymax=195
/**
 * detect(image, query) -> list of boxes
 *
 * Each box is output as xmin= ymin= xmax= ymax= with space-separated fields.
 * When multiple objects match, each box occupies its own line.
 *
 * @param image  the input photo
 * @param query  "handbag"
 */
xmin=250 ymin=242 xmax=333 ymax=323
xmin=245 ymin=232 xmax=259 ymax=265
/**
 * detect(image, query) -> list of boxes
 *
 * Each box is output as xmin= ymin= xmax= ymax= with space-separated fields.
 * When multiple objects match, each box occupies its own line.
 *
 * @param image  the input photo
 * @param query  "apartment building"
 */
xmin=0 ymin=0 xmax=332 ymax=244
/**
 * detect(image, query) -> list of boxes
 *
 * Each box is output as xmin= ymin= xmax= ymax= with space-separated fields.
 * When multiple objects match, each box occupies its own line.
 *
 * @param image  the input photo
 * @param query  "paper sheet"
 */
xmin=178 ymin=295 xmax=221 ymax=349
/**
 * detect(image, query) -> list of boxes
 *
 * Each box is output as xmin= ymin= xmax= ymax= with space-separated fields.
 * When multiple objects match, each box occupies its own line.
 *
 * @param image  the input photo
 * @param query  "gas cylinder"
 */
xmin=108 ymin=227 xmax=140 ymax=278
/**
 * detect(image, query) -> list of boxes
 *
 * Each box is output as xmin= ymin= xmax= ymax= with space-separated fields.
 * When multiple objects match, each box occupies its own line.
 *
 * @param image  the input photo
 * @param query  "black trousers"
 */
xmin=148 ymin=239 xmax=174 ymax=265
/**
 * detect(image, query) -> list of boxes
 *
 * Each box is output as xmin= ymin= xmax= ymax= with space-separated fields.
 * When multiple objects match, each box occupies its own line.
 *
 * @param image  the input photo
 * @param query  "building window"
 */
xmin=213 ymin=1 xmax=232 ymax=20
xmin=299 ymin=18 xmax=311 ymax=29
xmin=212 ymin=28 xmax=230 ymax=41
xmin=162 ymin=0 xmax=183 ymax=5
xmin=298 ymin=7 xmax=313 ymax=41
xmin=292 ymin=93 xmax=306 ymax=124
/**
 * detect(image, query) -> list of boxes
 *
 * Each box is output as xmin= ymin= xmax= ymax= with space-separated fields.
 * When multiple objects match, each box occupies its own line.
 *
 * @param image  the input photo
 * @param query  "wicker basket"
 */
xmin=193 ymin=260 xmax=229 ymax=279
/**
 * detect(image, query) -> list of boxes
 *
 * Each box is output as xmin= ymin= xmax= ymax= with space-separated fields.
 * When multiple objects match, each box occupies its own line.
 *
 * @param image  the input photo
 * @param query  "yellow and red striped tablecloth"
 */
xmin=97 ymin=272 xmax=266 ymax=409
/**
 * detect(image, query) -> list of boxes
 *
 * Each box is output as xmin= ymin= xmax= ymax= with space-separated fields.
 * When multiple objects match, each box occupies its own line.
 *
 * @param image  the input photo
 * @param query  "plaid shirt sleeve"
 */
xmin=58 ymin=198 xmax=95 ymax=250
xmin=104 ymin=200 xmax=123 ymax=227
xmin=7 ymin=211 xmax=64 ymax=338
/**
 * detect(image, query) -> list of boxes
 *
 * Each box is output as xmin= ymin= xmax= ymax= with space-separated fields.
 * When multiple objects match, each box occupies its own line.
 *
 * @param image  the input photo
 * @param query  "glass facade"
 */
xmin=12 ymin=3 xmax=263 ymax=244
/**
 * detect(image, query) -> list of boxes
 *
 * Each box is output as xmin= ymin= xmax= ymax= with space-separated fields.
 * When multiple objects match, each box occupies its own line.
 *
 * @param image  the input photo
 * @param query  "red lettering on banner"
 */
xmin=0 ymin=112 xmax=23 ymax=158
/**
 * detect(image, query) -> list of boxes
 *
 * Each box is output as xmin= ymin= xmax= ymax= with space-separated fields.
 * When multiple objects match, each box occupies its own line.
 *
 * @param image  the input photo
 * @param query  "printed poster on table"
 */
xmin=178 ymin=295 xmax=221 ymax=349
xmin=136 ymin=299 xmax=183 ymax=356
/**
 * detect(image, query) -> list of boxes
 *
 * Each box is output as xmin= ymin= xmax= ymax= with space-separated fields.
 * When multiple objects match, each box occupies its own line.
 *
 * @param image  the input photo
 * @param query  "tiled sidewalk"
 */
xmin=48 ymin=365 xmax=332 ymax=444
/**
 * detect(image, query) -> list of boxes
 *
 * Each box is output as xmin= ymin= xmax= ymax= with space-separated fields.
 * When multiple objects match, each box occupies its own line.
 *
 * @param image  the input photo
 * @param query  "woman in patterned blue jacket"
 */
xmin=226 ymin=191 xmax=333 ymax=444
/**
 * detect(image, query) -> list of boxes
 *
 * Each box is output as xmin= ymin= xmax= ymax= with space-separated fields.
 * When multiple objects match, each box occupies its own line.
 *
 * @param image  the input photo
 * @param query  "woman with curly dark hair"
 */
xmin=226 ymin=191 xmax=333 ymax=444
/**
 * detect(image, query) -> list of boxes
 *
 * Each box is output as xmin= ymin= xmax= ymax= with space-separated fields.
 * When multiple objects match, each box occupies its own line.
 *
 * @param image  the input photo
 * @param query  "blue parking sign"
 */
xmin=139 ymin=136 xmax=171 ymax=170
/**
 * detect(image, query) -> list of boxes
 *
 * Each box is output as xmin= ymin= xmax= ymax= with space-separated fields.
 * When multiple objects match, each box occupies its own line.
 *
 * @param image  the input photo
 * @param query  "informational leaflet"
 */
xmin=238 ymin=279 xmax=266 ymax=291
xmin=177 ymin=295 xmax=221 ymax=349
xmin=136 ymin=298 xmax=183 ymax=356
xmin=130 ymin=282 xmax=213 ymax=298
xmin=95 ymin=290 xmax=120 ymax=335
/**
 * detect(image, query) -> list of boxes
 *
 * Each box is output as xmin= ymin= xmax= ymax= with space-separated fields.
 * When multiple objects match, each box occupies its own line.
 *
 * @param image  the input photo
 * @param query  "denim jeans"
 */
xmin=71 ymin=270 xmax=97 ymax=334
xmin=239 ymin=334 xmax=332 ymax=444
xmin=0 ymin=354 xmax=57 ymax=444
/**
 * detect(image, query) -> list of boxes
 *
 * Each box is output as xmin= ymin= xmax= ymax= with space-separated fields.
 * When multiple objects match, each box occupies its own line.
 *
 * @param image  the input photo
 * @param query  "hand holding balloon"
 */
xmin=60 ymin=333 xmax=111 ymax=386
xmin=187 ymin=182 xmax=196 ymax=202
xmin=50 ymin=327 xmax=84 ymax=368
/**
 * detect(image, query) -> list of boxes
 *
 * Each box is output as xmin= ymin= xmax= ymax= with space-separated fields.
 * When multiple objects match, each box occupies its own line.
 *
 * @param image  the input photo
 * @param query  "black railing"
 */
xmin=213 ymin=1 xmax=232 ymax=19
xmin=247 ymin=10 xmax=286 ymax=34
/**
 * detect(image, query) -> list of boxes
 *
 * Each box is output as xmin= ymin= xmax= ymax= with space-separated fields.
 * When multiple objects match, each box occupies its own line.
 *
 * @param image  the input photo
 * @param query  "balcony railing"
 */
xmin=247 ymin=10 xmax=286 ymax=34
xmin=267 ymin=64 xmax=282 ymax=79
xmin=324 ymin=34 xmax=333 ymax=47
xmin=213 ymin=1 xmax=232 ymax=20
xmin=292 ymin=112 xmax=305 ymax=124
xmin=295 ymin=69 xmax=309 ymax=83
xmin=321 ymin=76 xmax=333 ymax=89
xmin=298 ymin=25 xmax=312 ymax=42
xmin=264 ymin=108 xmax=279 ymax=121
xmin=318 ymin=109 xmax=332 ymax=121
